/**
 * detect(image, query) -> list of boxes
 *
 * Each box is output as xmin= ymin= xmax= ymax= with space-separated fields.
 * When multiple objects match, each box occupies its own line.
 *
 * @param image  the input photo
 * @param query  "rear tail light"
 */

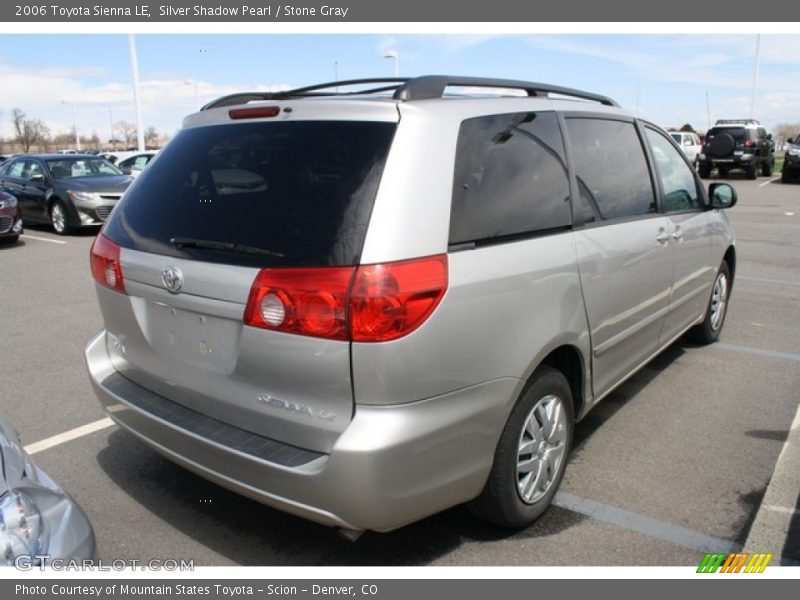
xmin=244 ymin=267 xmax=354 ymax=341
xmin=243 ymin=255 xmax=448 ymax=342
xmin=90 ymin=233 xmax=126 ymax=294
xmin=745 ymin=140 xmax=755 ymax=148
xmin=350 ymin=255 xmax=448 ymax=342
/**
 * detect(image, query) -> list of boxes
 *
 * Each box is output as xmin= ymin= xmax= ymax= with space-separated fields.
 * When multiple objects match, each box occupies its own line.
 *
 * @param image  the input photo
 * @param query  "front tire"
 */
xmin=50 ymin=200 xmax=72 ymax=235
xmin=470 ymin=366 xmax=574 ymax=528
xmin=687 ymin=261 xmax=731 ymax=344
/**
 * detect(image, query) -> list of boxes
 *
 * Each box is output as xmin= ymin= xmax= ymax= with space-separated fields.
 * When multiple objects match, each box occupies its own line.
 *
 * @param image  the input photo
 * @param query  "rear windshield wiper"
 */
xmin=170 ymin=237 xmax=285 ymax=258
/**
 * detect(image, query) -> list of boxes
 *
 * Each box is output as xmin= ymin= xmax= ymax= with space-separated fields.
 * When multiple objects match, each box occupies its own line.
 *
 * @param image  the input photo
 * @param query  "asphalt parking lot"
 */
xmin=1 ymin=174 xmax=798 ymax=566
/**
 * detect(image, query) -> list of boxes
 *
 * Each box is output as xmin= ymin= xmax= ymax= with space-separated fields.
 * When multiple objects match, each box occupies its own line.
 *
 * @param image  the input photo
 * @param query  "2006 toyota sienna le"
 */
xmin=85 ymin=76 xmax=737 ymax=539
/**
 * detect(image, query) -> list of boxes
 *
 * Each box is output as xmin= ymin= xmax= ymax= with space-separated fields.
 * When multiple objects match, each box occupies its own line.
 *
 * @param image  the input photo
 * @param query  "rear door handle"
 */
xmin=656 ymin=229 xmax=670 ymax=244
xmin=672 ymin=226 xmax=684 ymax=240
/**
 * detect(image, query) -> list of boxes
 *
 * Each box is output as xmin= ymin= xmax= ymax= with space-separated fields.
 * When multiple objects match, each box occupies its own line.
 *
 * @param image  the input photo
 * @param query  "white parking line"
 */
xmin=22 ymin=234 xmax=67 ymax=245
xmin=24 ymin=417 xmax=115 ymax=455
xmin=744 ymin=400 xmax=800 ymax=562
xmin=713 ymin=342 xmax=800 ymax=363
xmin=554 ymin=491 xmax=739 ymax=553
xmin=738 ymin=275 xmax=800 ymax=287
xmin=759 ymin=177 xmax=780 ymax=187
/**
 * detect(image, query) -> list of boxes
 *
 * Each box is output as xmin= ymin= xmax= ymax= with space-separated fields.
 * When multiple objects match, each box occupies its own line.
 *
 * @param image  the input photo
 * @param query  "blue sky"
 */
xmin=0 ymin=34 xmax=798 ymax=141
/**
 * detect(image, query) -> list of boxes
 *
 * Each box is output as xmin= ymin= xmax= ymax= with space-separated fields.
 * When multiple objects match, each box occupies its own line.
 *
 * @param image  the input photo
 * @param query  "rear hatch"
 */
xmin=96 ymin=110 xmax=397 ymax=453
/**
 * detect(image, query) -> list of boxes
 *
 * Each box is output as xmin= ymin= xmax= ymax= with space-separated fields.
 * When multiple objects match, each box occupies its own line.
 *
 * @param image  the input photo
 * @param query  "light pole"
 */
xmin=60 ymin=100 xmax=80 ymax=151
xmin=750 ymin=34 xmax=761 ymax=119
xmin=383 ymin=50 xmax=399 ymax=78
xmin=128 ymin=34 xmax=145 ymax=151
xmin=103 ymin=104 xmax=114 ymax=149
xmin=184 ymin=80 xmax=199 ymax=110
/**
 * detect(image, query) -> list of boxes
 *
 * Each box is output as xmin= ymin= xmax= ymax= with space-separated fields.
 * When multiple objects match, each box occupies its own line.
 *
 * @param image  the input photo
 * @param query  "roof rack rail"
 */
xmin=201 ymin=78 xmax=409 ymax=110
xmin=715 ymin=119 xmax=761 ymax=126
xmin=393 ymin=75 xmax=619 ymax=106
xmin=201 ymin=75 xmax=619 ymax=110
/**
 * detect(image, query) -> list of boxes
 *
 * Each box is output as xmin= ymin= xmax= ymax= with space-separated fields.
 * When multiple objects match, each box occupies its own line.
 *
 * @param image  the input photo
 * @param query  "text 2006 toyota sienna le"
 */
xmin=85 ymin=76 xmax=737 ymax=539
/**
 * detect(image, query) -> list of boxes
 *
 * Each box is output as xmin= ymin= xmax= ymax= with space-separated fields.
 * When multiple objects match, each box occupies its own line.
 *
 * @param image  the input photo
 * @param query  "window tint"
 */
xmin=645 ymin=128 xmax=702 ymax=212
xmin=5 ymin=160 xmax=24 ymax=179
xmin=103 ymin=121 xmax=396 ymax=268
xmin=565 ymin=118 xmax=655 ymax=223
xmin=25 ymin=160 xmax=43 ymax=180
xmin=450 ymin=111 xmax=570 ymax=245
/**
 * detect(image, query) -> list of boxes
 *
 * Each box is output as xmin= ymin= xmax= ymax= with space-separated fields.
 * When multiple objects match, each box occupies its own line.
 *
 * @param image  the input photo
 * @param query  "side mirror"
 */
xmin=789 ymin=138 xmax=795 ymax=144
xmin=29 ymin=173 xmax=45 ymax=184
xmin=120 ymin=166 xmax=132 ymax=175
xmin=767 ymin=133 xmax=773 ymax=140
xmin=709 ymin=183 xmax=737 ymax=209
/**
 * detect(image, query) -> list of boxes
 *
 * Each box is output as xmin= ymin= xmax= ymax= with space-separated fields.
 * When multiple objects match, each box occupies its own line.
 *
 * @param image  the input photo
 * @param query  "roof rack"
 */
xmin=715 ymin=119 xmax=761 ymax=126
xmin=201 ymin=75 xmax=619 ymax=111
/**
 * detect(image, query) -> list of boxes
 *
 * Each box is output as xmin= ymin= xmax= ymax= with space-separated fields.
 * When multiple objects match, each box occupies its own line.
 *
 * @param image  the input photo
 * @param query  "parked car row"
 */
xmin=0 ymin=154 xmax=133 ymax=235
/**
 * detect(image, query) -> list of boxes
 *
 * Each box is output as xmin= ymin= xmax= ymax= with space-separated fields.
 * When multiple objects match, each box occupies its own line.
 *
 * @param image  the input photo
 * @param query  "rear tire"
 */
xmin=762 ymin=159 xmax=774 ymax=177
xmin=745 ymin=163 xmax=758 ymax=180
xmin=470 ymin=366 xmax=574 ymax=528
xmin=687 ymin=261 xmax=731 ymax=345
xmin=718 ymin=167 xmax=729 ymax=178
xmin=698 ymin=162 xmax=712 ymax=179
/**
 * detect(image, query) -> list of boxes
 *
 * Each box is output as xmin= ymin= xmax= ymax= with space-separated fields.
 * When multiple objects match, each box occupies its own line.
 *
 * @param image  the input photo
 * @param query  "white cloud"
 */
xmin=0 ymin=59 xmax=291 ymax=140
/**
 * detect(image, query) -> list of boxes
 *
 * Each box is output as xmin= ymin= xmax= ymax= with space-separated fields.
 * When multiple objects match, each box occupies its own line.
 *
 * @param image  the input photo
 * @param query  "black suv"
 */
xmin=782 ymin=135 xmax=800 ymax=183
xmin=698 ymin=119 xmax=775 ymax=179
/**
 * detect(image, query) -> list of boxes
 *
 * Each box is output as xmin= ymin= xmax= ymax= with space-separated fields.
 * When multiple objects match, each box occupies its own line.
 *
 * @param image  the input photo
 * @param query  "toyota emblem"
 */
xmin=161 ymin=267 xmax=184 ymax=294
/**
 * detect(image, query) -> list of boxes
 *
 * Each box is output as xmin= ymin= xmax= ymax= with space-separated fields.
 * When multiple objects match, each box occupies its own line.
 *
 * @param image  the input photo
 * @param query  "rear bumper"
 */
xmin=85 ymin=330 xmax=519 ymax=532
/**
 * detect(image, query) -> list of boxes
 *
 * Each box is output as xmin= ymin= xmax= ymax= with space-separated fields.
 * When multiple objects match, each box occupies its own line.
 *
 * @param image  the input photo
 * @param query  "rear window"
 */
xmin=103 ymin=121 xmax=396 ymax=268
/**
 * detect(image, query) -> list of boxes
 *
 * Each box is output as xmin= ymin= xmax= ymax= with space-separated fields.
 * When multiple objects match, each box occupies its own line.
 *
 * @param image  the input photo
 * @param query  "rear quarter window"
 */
xmin=103 ymin=121 xmax=396 ymax=268
xmin=449 ymin=111 xmax=571 ymax=245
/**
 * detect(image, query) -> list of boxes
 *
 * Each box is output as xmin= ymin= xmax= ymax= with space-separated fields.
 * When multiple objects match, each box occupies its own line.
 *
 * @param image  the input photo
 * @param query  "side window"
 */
xmin=6 ymin=160 xmax=25 ymax=179
xmin=645 ymin=128 xmax=701 ymax=212
xmin=25 ymin=161 xmax=43 ymax=180
xmin=565 ymin=118 xmax=655 ymax=223
xmin=450 ymin=111 xmax=571 ymax=245
xmin=133 ymin=155 xmax=150 ymax=170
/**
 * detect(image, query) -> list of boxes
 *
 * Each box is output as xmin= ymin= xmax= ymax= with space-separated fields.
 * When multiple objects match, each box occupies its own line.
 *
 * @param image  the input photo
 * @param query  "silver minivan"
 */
xmin=85 ymin=76 xmax=737 ymax=539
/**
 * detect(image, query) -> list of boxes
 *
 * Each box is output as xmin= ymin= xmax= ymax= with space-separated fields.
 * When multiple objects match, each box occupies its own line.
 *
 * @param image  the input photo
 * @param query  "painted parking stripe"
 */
xmin=713 ymin=342 xmax=800 ymax=363
xmin=758 ymin=177 xmax=780 ymax=187
xmin=24 ymin=417 xmax=115 ymax=455
xmin=554 ymin=491 xmax=739 ymax=553
xmin=744 ymin=400 xmax=800 ymax=562
xmin=738 ymin=275 xmax=800 ymax=287
xmin=22 ymin=234 xmax=67 ymax=245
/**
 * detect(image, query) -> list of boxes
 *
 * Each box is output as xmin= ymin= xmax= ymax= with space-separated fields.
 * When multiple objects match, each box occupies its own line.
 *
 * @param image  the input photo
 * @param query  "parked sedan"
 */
xmin=0 ymin=418 xmax=95 ymax=565
xmin=0 ymin=154 xmax=132 ymax=235
xmin=0 ymin=191 xmax=23 ymax=243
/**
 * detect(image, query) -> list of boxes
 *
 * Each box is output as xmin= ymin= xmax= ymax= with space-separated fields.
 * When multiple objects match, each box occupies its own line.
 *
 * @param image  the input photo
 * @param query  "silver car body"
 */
xmin=0 ymin=418 xmax=95 ymax=563
xmin=86 ymin=84 xmax=735 ymax=533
